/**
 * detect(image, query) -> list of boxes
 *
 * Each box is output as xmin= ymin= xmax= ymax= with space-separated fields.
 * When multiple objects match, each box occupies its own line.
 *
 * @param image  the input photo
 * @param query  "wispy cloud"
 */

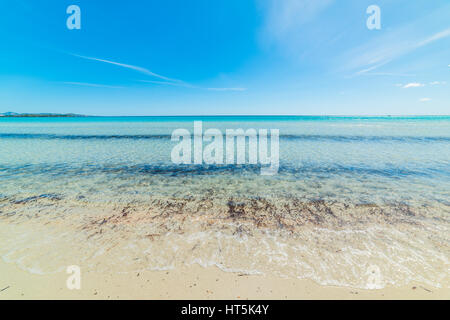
xmin=402 ymin=82 xmax=425 ymax=89
xmin=420 ymin=98 xmax=432 ymax=102
xmin=62 ymin=82 xmax=124 ymax=89
xmin=416 ymin=29 xmax=450 ymax=47
xmin=207 ymin=87 xmax=247 ymax=92
xmin=359 ymin=71 xmax=416 ymax=77
xmin=70 ymin=53 xmax=246 ymax=92
xmin=342 ymin=5 xmax=450 ymax=77
xmin=138 ymin=80 xmax=247 ymax=92
xmin=397 ymin=81 xmax=445 ymax=88
xmin=70 ymin=53 xmax=182 ymax=83
xmin=137 ymin=79 xmax=195 ymax=88
xmin=350 ymin=28 xmax=450 ymax=76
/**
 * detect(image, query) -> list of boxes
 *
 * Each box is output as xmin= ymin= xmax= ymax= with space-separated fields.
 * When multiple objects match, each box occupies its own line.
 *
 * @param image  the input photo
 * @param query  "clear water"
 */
xmin=1 ymin=116 xmax=449 ymax=205
xmin=0 ymin=116 xmax=449 ymax=288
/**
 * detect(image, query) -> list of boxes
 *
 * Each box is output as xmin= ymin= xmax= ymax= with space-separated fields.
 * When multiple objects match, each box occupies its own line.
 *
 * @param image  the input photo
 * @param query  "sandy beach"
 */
xmin=1 ymin=259 xmax=448 ymax=300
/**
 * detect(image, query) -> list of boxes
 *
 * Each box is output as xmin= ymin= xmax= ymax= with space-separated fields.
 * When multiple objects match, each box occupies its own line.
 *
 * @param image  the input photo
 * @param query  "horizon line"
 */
xmin=2 ymin=113 xmax=450 ymax=117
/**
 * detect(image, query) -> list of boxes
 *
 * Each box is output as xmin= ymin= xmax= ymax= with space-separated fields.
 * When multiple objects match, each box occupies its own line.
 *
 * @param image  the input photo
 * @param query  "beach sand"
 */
xmin=0 ymin=198 xmax=449 ymax=299
xmin=1 ymin=259 xmax=448 ymax=300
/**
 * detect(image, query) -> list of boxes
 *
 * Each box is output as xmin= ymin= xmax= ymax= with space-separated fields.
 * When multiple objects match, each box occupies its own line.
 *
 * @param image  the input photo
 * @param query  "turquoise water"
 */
xmin=1 ymin=116 xmax=449 ymax=205
xmin=0 ymin=116 xmax=449 ymax=288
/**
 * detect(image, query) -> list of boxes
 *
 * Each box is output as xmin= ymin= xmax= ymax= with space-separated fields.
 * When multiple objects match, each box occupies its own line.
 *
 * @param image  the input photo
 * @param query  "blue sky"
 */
xmin=0 ymin=0 xmax=449 ymax=115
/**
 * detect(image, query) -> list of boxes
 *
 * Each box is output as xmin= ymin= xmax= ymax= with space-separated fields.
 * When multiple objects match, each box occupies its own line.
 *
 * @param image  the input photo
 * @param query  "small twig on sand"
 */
xmin=0 ymin=286 xmax=10 ymax=292
xmin=419 ymin=286 xmax=432 ymax=293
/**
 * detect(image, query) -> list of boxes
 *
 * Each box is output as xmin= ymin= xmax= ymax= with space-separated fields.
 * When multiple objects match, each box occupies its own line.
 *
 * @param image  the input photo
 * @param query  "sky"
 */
xmin=0 ymin=0 xmax=449 ymax=116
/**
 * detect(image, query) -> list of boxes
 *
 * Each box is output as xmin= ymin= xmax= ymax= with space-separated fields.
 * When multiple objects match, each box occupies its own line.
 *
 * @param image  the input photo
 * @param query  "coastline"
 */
xmin=1 ymin=259 xmax=448 ymax=300
xmin=1 ymin=116 xmax=449 ymax=299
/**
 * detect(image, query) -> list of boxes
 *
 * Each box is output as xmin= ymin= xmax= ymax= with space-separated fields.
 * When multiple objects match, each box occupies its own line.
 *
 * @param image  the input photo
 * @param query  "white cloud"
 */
xmin=403 ymin=83 xmax=424 ymax=88
xmin=361 ymin=72 xmax=415 ymax=77
xmin=138 ymin=80 xmax=247 ymax=92
xmin=429 ymin=81 xmax=446 ymax=85
xmin=62 ymin=82 xmax=123 ymax=89
xmin=416 ymin=29 xmax=450 ymax=47
xmin=70 ymin=53 xmax=246 ymax=93
xmin=207 ymin=87 xmax=247 ymax=92
xmin=397 ymin=81 xmax=446 ymax=88
xmin=344 ymin=18 xmax=450 ymax=76
xmin=71 ymin=53 xmax=182 ymax=83
xmin=138 ymin=79 xmax=195 ymax=88
xmin=420 ymin=98 xmax=432 ymax=102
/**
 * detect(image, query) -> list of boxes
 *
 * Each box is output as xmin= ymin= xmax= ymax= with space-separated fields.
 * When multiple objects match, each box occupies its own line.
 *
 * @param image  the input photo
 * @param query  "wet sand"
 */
xmin=0 ymin=197 xmax=449 ymax=292
xmin=0 ymin=259 xmax=448 ymax=300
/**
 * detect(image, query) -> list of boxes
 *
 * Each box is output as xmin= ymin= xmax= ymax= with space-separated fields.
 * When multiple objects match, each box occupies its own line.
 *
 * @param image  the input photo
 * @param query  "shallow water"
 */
xmin=0 ymin=116 xmax=449 ymax=288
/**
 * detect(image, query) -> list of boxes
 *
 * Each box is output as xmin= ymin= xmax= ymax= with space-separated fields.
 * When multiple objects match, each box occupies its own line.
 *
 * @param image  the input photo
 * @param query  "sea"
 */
xmin=0 ymin=116 xmax=448 ymax=289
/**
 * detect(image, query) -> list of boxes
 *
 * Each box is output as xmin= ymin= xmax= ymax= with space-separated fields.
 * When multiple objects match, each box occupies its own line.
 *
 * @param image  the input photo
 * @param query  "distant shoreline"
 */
xmin=1 ymin=114 xmax=449 ymax=118
xmin=0 ymin=114 xmax=86 ymax=118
